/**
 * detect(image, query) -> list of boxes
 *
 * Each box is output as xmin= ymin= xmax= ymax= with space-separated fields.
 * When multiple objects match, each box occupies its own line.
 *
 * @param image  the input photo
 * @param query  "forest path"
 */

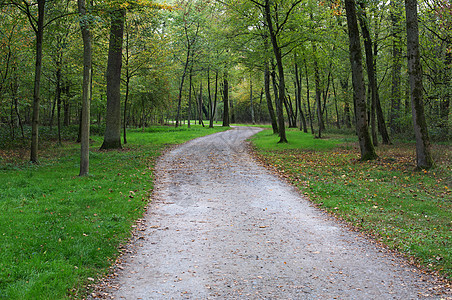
xmin=106 ymin=127 xmax=445 ymax=299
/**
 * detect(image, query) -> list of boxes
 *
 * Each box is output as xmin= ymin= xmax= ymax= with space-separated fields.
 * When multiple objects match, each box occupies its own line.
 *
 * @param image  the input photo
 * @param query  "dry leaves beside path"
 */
xmin=93 ymin=127 xmax=449 ymax=299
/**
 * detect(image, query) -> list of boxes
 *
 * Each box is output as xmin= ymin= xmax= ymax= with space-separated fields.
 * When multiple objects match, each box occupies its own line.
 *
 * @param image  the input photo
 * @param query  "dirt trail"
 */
xmin=105 ymin=127 xmax=447 ymax=299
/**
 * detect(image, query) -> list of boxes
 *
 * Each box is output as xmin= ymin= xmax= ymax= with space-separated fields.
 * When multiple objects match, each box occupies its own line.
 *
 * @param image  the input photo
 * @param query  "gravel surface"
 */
xmin=102 ymin=127 xmax=448 ymax=299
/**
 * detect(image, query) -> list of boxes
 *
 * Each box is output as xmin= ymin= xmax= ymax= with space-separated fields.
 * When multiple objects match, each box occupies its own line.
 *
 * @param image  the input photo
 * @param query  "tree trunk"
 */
xmin=304 ymin=59 xmax=315 ymax=134
xmin=390 ymin=0 xmax=402 ymax=134
xmin=344 ymin=0 xmax=377 ymax=160
xmin=222 ymin=70 xmax=230 ymax=127
xmin=264 ymin=65 xmax=278 ymax=134
xmin=405 ymin=0 xmax=434 ymax=169
xmin=295 ymin=62 xmax=307 ymax=133
xmin=101 ymin=8 xmax=125 ymax=150
xmin=250 ymin=76 xmax=255 ymax=124
xmin=357 ymin=1 xmax=378 ymax=146
xmin=78 ymin=0 xmax=92 ymax=176
xmin=30 ymin=0 xmax=45 ymax=163
xmin=313 ymin=44 xmax=324 ymax=138
xmin=264 ymin=0 xmax=287 ymax=143
xmin=188 ymin=68 xmax=193 ymax=128
xmin=209 ymin=69 xmax=218 ymax=128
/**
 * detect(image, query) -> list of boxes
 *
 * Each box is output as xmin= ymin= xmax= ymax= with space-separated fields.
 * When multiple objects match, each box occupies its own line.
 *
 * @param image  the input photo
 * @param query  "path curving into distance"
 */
xmin=103 ymin=127 xmax=447 ymax=299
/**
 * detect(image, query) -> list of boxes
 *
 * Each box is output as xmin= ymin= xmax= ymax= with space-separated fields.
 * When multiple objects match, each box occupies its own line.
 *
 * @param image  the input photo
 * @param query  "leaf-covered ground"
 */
xmin=251 ymin=129 xmax=452 ymax=281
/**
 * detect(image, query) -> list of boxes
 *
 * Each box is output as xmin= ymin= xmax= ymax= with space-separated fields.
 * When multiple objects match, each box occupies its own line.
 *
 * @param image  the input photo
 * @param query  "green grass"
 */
xmin=251 ymin=128 xmax=452 ymax=280
xmin=0 ymin=125 xmax=228 ymax=299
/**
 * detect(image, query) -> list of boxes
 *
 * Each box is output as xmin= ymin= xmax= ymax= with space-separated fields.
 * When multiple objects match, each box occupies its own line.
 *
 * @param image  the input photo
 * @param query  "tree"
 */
xmin=78 ymin=0 xmax=92 ymax=176
xmin=344 ymin=0 xmax=377 ymax=160
xmin=101 ymin=7 xmax=125 ymax=150
xmin=405 ymin=0 xmax=434 ymax=169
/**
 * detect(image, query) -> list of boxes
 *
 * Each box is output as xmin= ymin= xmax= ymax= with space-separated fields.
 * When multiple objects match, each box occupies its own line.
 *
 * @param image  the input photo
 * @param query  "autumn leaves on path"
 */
xmin=106 ymin=127 xmax=444 ymax=299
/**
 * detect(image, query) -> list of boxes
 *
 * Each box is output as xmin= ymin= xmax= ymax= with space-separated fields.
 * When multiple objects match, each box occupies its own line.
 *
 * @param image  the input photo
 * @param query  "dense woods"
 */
xmin=0 ymin=0 xmax=450 ymax=168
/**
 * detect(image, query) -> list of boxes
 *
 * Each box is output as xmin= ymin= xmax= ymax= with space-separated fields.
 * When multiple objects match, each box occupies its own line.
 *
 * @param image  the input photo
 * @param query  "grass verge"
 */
xmin=251 ymin=128 xmax=451 ymax=280
xmin=0 ymin=125 xmax=228 ymax=299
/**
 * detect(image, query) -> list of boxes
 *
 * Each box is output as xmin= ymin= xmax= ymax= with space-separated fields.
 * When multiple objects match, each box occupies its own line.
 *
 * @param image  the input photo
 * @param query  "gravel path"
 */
xmin=105 ymin=127 xmax=447 ymax=299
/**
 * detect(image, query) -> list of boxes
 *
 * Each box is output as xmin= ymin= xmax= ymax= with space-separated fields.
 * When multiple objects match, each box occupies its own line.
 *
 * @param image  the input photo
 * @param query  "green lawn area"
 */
xmin=251 ymin=128 xmax=452 ymax=280
xmin=0 ymin=125 xmax=228 ymax=299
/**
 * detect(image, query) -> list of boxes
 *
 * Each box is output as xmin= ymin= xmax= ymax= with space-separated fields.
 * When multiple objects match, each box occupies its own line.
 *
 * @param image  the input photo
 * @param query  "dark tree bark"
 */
xmin=390 ymin=0 xmax=402 ymax=134
xmin=78 ymin=0 xmax=92 ymax=176
xmin=405 ymin=0 xmax=434 ymax=169
xmin=264 ymin=65 xmax=278 ymax=134
xmin=101 ymin=8 xmax=125 ymax=150
xmin=304 ymin=59 xmax=315 ymax=134
xmin=30 ymin=0 xmax=45 ymax=163
xmin=209 ymin=69 xmax=218 ymax=128
xmin=313 ymin=44 xmax=324 ymax=138
xmin=188 ymin=68 xmax=193 ymax=128
xmin=372 ymin=26 xmax=391 ymax=145
xmin=357 ymin=1 xmax=378 ymax=146
xmin=250 ymin=76 xmax=255 ymax=124
xmin=222 ymin=70 xmax=230 ymax=127
xmin=264 ymin=0 xmax=287 ymax=143
xmin=295 ymin=62 xmax=307 ymax=132
xmin=344 ymin=0 xmax=377 ymax=160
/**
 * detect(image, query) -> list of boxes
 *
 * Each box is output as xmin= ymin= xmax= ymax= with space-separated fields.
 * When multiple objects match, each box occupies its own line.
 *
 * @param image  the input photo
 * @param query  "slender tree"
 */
xmin=344 ymin=0 xmax=377 ymax=160
xmin=405 ymin=0 xmax=434 ymax=169
xmin=78 ymin=0 xmax=92 ymax=176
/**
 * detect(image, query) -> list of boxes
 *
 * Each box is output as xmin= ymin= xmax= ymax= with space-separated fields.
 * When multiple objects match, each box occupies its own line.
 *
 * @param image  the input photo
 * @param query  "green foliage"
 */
xmin=0 ymin=125 xmax=228 ymax=298
xmin=252 ymin=129 xmax=452 ymax=279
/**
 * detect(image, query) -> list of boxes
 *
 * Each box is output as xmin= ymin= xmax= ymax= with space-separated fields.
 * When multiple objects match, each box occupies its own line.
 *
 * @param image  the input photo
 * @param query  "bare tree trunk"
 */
xmin=405 ymin=0 xmax=434 ymax=169
xmin=188 ymin=68 xmax=193 ymax=128
xmin=357 ymin=1 xmax=378 ymax=146
xmin=264 ymin=65 xmax=278 ymax=134
xmin=101 ymin=8 xmax=125 ymax=150
xmin=390 ymin=0 xmax=402 ymax=134
xmin=222 ymin=70 xmax=230 ymax=127
xmin=295 ymin=62 xmax=307 ymax=133
xmin=264 ymin=0 xmax=287 ymax=143
xmin=30 ymin=0 xmax=45 ymax=163
xmin=313 ymin=44 xmax=323 ymax=138
xmin=303 ymin=59 xmax=315 ymax=134
xmin=78 ymin=0 xmax=92 ymax=176
xmin=344 ymin=0 xmax=377 ymax=160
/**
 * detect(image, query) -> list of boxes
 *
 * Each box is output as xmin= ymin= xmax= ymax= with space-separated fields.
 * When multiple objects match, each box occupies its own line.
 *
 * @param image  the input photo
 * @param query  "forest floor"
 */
xmin=93 ymin=127 xmax=450 ymax=299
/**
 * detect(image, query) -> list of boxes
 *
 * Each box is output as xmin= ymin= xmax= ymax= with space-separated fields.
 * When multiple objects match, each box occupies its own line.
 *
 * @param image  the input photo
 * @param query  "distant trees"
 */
xmin=0 ymin=0 xmax=449 ymax=167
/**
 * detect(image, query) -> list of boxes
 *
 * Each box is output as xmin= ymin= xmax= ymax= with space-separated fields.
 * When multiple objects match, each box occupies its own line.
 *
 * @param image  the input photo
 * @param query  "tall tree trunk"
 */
xmin=123 ymin=28 xmax=130 ymax=144
xmin=78 ymin=0 xmax=92 ymax=176
xmin=345 ymin=0 xmax=377 ymax=160
xmin=188 ymin=68 xmax=193 ymax=128
xmin=372 ymin=26 xmax=391 ymax=144
xmin=30 ymin=0 xmax=45 ymax=163
xmin=357 ymin=1 xmax=378 ymax=146
xmin=209 ymin=69 xmax=218 ymax=128
xmin=295 ymin=62 xmax=307 ymax=133
xmin=176 ymin=49 xmax=190 ymax=127
xmin=222 ymin=70 xmax=230 ymax=127
xmin=313 ymin=44 xmax=324 ymax=138
xmin=198 ymin=82 xmax=205 ymax=126
xmin=264 ymin=65 xmax=278 ymax=134
xmin=390 ymin=0 xmax=402 ymax=134
xmin=101 ymin=8 xmax=125 ymax=150
xmin=304 ymin=59 xmax=315 ymax=134
xmin=332 ymin=78 xmax=341 ymax=129
xmin=264 ymin=0 xmax=287 ymax=143
xmin=250 ymin=76 xmax=255 ymax=124
xmin=405 ymin=0 xmax=434 ymax=169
